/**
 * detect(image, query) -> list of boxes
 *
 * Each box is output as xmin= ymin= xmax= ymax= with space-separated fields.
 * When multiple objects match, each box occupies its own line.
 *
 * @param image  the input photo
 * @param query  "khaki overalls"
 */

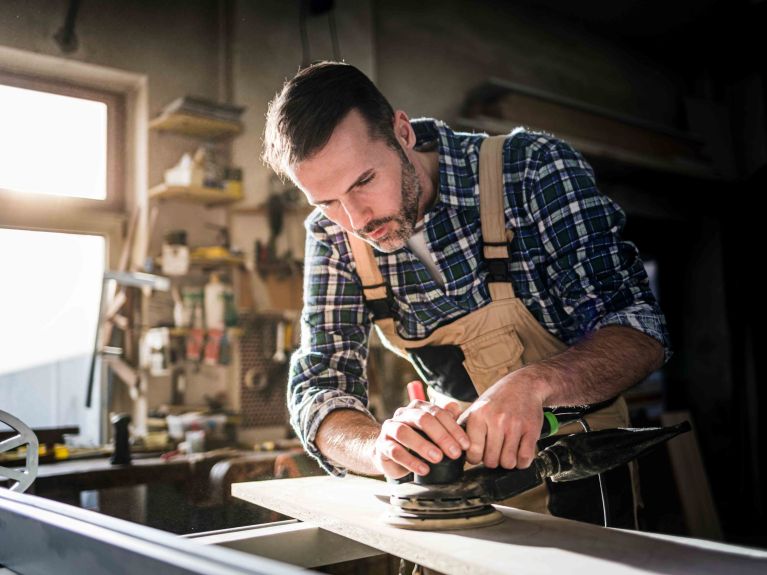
xmin=348 ymin=136 xmax=640 ymax=527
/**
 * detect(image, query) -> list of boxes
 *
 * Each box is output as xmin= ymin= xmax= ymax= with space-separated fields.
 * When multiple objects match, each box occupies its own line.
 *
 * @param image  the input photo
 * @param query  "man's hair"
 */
xmin=262 ymin=61 xmax=397 ymax=177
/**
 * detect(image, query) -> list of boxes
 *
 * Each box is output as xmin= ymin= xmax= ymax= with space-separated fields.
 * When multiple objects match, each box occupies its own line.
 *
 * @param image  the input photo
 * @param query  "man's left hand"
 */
xmin=457 ymin=367 xmax=551 ymax=469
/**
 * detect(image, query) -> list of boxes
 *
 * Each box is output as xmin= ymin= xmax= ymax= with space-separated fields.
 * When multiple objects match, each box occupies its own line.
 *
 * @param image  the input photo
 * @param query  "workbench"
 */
xmin=233 ymin=475 xmax=767 ymax=575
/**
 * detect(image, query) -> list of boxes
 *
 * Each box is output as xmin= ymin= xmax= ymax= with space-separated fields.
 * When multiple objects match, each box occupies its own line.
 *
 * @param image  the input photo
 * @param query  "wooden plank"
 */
xmin=233 ymin=475 xmax=767 ymax=575
xmin=149 ymin=112 xmax=242 ymax=139
xmin=457 ymin=116 xmax=718 ymax=180
xmin=148 ymin=183 xmax=243 ymax=206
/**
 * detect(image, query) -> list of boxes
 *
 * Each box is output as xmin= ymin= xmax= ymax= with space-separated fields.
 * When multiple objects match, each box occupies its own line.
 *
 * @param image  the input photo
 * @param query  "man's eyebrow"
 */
xmin=311 ymin=169 xmax=374 ymax=206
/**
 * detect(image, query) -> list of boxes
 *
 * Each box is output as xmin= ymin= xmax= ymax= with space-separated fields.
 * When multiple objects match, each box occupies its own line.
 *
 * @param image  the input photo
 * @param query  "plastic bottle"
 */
xmin=204 ymin=273 xmax=226 ymax=330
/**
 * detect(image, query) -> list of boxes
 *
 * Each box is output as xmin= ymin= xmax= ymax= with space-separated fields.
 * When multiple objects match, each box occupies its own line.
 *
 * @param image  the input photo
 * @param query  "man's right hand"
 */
xmin=372 ymin=400 xmax=471 ymax=478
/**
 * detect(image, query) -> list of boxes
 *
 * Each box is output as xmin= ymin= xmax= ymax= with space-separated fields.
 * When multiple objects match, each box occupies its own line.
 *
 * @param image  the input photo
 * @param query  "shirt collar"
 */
xmin=411 ymin=118 xmax=481 ymax=210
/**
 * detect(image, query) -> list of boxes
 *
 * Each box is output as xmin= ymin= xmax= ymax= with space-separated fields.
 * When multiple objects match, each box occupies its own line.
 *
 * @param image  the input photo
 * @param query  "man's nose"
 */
xmin=342 ymin=197 xmax=371 ymax=231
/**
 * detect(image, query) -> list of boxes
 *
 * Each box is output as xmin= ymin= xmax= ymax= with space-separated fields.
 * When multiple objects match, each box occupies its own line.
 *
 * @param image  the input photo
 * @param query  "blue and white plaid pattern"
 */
xmin=289 ymin=119 xmax=672 ymax=475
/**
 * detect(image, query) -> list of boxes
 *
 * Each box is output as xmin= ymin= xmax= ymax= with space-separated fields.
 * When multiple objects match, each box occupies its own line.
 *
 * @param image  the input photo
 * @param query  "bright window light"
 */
xmin=0 ymin=84 xmax=107 ymax=200
xmin=0 ymin=228 xmax=104 ymax=376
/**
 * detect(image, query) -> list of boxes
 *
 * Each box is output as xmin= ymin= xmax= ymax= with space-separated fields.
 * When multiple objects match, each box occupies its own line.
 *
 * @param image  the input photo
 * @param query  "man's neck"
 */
xmin=414 ymin=148 xmax=440 ymax=220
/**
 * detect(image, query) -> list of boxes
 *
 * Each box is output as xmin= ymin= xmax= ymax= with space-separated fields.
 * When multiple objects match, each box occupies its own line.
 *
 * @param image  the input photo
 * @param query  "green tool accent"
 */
xmin=542 ymin=411 xmax=559 ymax=437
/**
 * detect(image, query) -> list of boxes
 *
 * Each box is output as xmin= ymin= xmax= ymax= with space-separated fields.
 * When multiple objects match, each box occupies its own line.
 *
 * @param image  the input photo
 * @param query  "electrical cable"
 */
xmin=578 ymin=417 xmax=610 ymax=527
xmin=327 ymin=7 xmax=341 ymax=61
xmin=299 ymin=0 xmax=311 ymax=67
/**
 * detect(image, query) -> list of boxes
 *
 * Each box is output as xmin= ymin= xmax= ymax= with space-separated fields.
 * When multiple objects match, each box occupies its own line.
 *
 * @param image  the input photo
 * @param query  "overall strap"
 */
xmin=347 ymin=234 xmax=393 ymax=320
xmin=479 ymin=135 xmax=516 ymax=301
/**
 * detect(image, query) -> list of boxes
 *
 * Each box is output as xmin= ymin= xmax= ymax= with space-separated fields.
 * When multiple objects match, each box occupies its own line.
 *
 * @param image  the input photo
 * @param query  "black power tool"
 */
xmin=384 ymin=421 xmax=691 ymax=530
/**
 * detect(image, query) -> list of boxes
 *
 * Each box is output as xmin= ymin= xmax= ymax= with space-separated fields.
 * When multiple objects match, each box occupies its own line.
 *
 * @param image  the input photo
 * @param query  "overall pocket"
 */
xmin=460 ymin=325 xmax=525 ymax=394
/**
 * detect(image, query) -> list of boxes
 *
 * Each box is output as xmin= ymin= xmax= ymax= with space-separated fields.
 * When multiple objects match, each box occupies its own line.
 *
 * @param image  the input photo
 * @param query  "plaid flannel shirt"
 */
xmin=289 ymin=119 xmax=672 ymax=475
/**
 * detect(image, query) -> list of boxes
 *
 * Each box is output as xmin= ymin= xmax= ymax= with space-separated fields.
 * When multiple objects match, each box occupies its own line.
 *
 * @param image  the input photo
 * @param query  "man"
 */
xmin=262 ymin=61 xmax=671 ymax=526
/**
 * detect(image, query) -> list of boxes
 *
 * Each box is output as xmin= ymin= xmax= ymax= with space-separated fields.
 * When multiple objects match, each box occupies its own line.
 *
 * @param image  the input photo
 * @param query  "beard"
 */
xmin=356 ymin=148 xmax=422 ymax=253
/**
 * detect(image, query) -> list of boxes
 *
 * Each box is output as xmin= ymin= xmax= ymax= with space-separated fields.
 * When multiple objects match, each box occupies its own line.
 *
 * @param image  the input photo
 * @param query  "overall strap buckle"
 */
xmin=483 ymin=240 xmax=512 ymax=282
xmin=362 ymin=282 xmax=395 ymax=320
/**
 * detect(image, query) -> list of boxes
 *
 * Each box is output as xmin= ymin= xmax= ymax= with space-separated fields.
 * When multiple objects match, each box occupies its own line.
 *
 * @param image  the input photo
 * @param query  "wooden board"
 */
xmin=661 ymin=411 xmax=723 ymax=540
xmin=149 ymin=112 xmax=242 ymax=139
xmin=148 ymin=183 xmax=242 ymax=206
xmin=233 ymin=475 xmax=767 ymax=575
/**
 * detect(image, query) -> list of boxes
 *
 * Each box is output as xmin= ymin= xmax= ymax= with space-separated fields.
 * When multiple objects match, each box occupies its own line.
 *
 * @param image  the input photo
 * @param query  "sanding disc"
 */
xmin=383 ymin=507 xmax=505 ymax=531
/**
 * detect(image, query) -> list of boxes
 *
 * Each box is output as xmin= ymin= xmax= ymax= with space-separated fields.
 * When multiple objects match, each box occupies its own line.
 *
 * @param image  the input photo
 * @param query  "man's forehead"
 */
xmin=291 ymin=112 xmax=386 ymax=201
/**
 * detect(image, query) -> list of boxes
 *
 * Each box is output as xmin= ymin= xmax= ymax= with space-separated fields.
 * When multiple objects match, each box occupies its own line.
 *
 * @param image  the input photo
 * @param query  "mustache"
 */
xmin=357 ymin=216 xmax=396 ymax=236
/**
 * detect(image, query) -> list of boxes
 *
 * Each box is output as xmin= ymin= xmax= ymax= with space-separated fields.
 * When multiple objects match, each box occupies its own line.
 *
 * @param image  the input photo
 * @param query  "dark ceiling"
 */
xmin=507 ymin=0 xmax=766 ymax=91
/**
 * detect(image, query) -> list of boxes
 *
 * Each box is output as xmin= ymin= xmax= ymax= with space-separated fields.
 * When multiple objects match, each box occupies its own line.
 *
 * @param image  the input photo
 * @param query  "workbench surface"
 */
xmin=233 ymin=475 xmax=767 ymax=575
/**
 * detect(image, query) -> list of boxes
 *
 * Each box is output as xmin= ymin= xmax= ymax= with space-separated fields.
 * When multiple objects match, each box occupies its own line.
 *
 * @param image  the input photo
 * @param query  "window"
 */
xmin=0 ymin=70 xmax=125 ymax=211
xmin=0 ymin=229 xmax=104 ymax=438
xmin=0 ymin=67 xmax=127 ymax=443
xmin=0 ymin=83 xmax=107 ymax=200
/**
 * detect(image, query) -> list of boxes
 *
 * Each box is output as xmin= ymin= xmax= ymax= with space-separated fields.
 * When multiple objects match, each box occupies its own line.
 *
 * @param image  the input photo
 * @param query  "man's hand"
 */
xmin=458 ymin=367 xmax=550 ymax=470
xmin=373 ymin=398 xmax=471 ymax=478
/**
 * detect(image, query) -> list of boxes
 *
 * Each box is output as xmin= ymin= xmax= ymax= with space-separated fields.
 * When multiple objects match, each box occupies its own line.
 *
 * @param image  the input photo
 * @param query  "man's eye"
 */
xmin=358 ymin=173 xmax=375 ymax=186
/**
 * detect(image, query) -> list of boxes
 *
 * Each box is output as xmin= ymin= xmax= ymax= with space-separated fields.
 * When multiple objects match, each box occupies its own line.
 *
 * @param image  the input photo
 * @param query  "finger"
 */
xmin=428 ymin=409 xmax=468 ymax=458
xmin=391 ymin=406 xmax=461 ymax=460
xmin=378 ymin=437 xmax=430 ymax=476
xmin=383 ymin=420 xmax=443 ymax=464
xmin=499 ymin=422 xmax=522 ymax=469
xmin=483 ymin=417 xmax=505 ymax=468
xmin=464 ymin=415 xmax=486 ymax=465
xmin=516 ymin=428 xmax=539 ymax=469
xmin=377 ymin=453 xmax=411 ymax=479
xmin=404 ymin=399 xmax=431 ymax=410
xmin=442 ymin=401 xmax=463 ymax=419
xmin=437 ymin=403 xmax=471 ymax=451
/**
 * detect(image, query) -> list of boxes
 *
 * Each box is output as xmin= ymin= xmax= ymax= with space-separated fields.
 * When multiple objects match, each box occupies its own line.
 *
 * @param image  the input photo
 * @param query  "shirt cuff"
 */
xmin=592 ymin=307 xmax=673 ymax=365
xmin=298 ymin=393 xmax=377 ymax=476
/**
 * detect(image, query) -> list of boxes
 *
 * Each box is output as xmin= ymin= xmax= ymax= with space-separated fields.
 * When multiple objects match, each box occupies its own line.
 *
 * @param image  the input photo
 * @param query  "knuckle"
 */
xmin=494 ymin=412 xmax=510 ymax=427
xmin=381 ymin=420 xmax=398 ymax=437
xmin=467 ymin=447 xmax=483 ymax=461
xmin=390 ymin=444 xmax=407 ymax=461
xmin=500 ymin=452 xmax=517 ymax=469
xmin=427 ymin=405 xmax=442 ymax=417
xmin=414 ymin=412 xmax=431 ymax=427
xmin=390 ymin=424 xmax=410 ymax=443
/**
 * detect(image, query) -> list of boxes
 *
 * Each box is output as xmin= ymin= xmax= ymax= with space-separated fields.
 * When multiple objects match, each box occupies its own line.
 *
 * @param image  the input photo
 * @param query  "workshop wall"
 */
xmin=375 ymin=0 xmax=681 ymax=129
xmin=0 ymin=0 xmax=711 ymax=432
xmin=1 ymin=0 xmax=757 ymax=543
xmin=0 ymin=0 xmax=226 ymax=249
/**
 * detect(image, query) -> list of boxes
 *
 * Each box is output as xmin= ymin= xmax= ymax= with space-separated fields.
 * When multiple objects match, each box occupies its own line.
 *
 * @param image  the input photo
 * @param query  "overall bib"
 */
xmin=347 ymin=136 xmax=640 ymax=528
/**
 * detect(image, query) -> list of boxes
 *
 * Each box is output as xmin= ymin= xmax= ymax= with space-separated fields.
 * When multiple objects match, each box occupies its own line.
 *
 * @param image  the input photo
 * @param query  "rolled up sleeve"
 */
xmin=527 ymin=140 xmax=673 ymax=364
xmin=288 ymin=217 xmax=376 ymax=475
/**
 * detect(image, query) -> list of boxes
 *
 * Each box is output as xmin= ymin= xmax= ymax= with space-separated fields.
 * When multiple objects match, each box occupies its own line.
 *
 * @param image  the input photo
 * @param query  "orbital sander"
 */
xmin=383 ymin=414 xmax=691 ymax=531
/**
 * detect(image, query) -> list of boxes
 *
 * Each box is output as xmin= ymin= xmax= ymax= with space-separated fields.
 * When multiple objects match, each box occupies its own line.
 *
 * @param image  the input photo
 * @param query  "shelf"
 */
xmin=149 ymin=184 xmax=243 ymax=206
xmin=190 ymin=254 xmax=246 ymax=266
xmin=155 ymin=254 xmax=246 ymax=271
xmin=169 ymin=327 xmax=243 ymax=338
xmin=149 ymin=112 xmax=243 ymax=140
xmin=456 ymin=116 xmax=719 ymax=180
xmin=233 ymin=203 xmax=315 ymax=216
xmin=460 ymin=77 xmax=720 ymax=180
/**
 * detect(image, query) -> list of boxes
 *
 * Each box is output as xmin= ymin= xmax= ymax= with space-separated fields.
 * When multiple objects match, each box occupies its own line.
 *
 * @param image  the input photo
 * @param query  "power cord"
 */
xmin=577 ymin=417 xmax=610 ymax=527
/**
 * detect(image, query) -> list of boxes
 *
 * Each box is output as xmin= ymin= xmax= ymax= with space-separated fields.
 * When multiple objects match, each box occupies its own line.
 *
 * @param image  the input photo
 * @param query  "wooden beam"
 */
xmin=233 ymin=475 xmax=767 ymax=575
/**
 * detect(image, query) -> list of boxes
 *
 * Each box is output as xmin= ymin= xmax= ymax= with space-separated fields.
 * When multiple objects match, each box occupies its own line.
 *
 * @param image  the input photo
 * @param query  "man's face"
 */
xmin=291 ymin=109 xmax=422 ymax=252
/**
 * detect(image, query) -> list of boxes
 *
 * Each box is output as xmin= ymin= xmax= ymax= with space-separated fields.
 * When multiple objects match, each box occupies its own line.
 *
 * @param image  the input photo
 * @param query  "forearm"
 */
xmin=529 ymin=325 xmax=665 ymax=406
xmin=315 ymin=409 xmax=382 ymax=476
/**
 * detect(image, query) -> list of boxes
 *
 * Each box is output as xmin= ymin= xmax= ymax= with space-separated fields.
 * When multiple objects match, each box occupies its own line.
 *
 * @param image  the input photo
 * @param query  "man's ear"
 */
xmin=392 ymin=109 xmax=415 ymax=149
